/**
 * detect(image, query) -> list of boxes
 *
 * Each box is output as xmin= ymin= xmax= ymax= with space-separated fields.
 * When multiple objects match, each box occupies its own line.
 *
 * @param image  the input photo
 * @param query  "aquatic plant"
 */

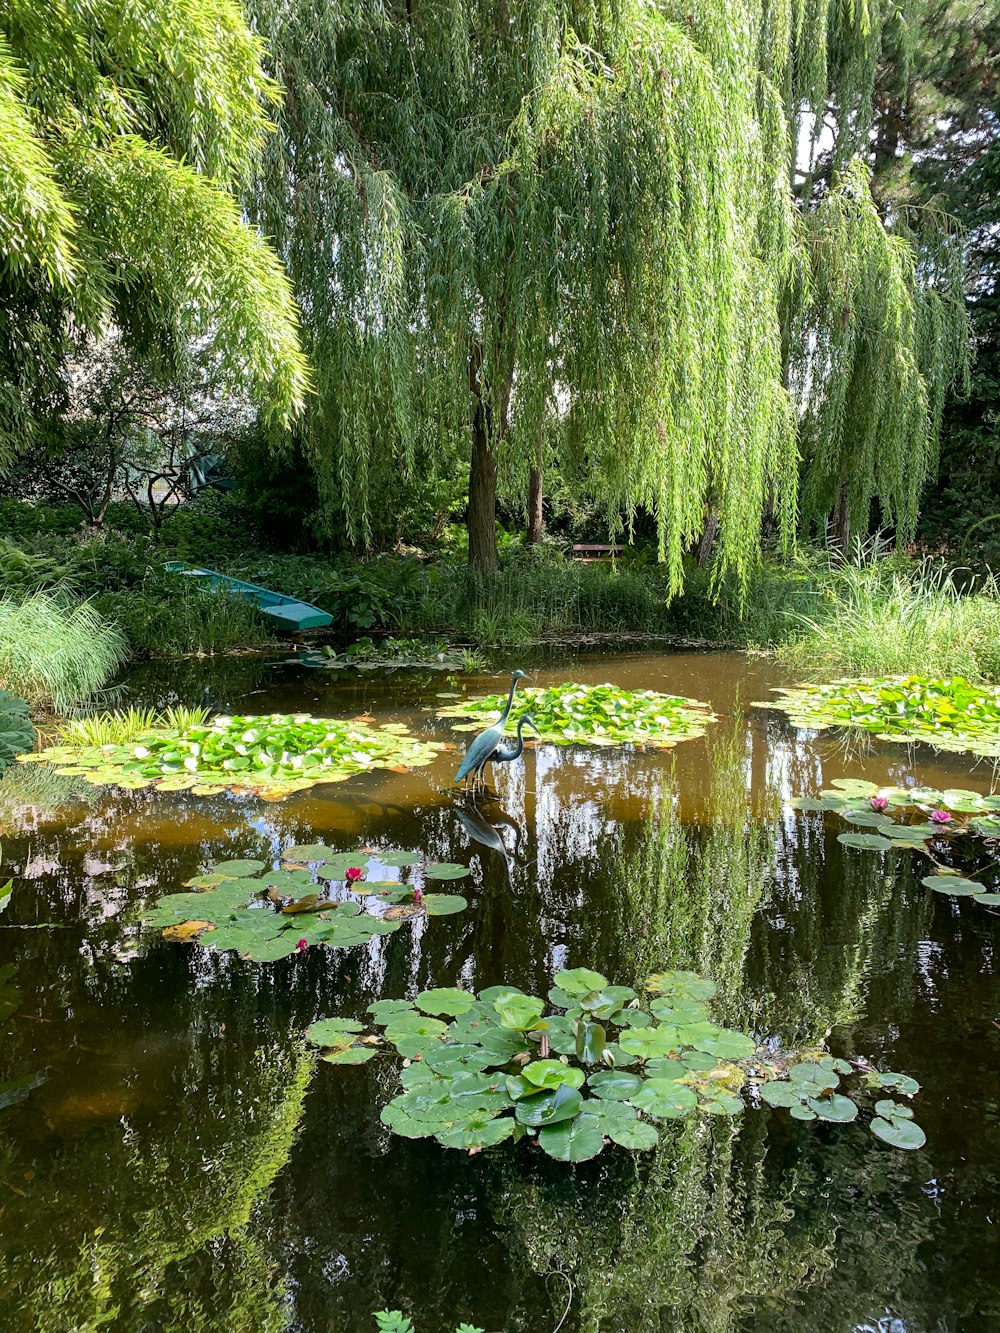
xmin=374 ymin=1314 xmax=482 ymax=1333
xmin=794 ymin=777 xmax=1000 ymax=909
xmin=141 ymin=846 xmax=468 ymax=960
xmin=756 ymin=675 xmax=1000 ymax=757
xmin=0 ymin=593 xmax=128 ymax=711
xmin=23 ymin=712 xmax=444 ymax=800
xmin=295 ymin=638 xmax=484 ymax=672
xmin=0 ymin=690 xmax=34 ymax=773
xmin=438 ymin=682 xmax=714 ymax=748
xmin=310 ymin=969 xmax=924 ymax=1158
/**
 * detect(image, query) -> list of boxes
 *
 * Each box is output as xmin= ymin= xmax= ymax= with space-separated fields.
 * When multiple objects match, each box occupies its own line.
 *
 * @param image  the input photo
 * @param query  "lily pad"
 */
xmin=837 ymin=832 xmax=894 ymax=851
xmin=322 ymin=1046 xmax=377 ymax=1065
xmin=373 ymin=850 xmax=423 ymax=867
xmin=521 ymin=1060 xmax=585 ymax=1091
xmin=436 ymin=1116 xmax=517 ymax=1150
xmin=423 ymin=863 xmax=469 ymax=881
xmin=212 ymin=858 xmax=266 ymax=875
xmin=416 ymin=987 xmax=476 ymax=1016
xmin=306 ymin=1017 xmax=365 ymax=1046
xmin=514 ymin=1085 xmax=583 ymax=1127
xmin=537 ymin=1114 xmax=606 ymax=1162
xmin=587 ymin=1070 xmax=645 ymax=1101
xmin=630 ymin=1079 xmax=698 ymax=1119
xmin=870 ymin=1116 xmax=927 ymax=1149
xmin=922 ymin=874 xmax=981 ymax=895
xmin=422 ymin=894 xmax=468 ymax=916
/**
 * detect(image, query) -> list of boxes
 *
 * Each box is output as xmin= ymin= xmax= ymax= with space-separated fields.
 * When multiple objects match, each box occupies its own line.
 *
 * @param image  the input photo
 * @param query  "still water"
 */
xmin=0 ymin=650 xmax=998 ymax=1332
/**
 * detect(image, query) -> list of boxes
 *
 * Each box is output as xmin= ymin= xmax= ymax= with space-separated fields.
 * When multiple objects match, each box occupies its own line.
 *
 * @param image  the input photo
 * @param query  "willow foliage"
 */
xmin=251 ymin=0 xmax=800 ymax=585
xmin=0 ymin=0 xmax=309 ymax=464
xmin=252 ymin=0 xmax=968 ymax=578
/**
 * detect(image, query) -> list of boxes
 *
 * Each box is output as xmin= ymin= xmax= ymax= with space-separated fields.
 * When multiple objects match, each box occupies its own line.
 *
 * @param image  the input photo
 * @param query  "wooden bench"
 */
xmin=571 ymin=543 xmax=622 ymax=561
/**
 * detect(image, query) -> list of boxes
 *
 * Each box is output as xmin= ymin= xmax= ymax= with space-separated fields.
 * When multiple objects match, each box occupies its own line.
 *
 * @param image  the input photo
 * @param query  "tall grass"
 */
xmin=94 ymin=587 xmax=271 ymax=656
xmin=778 ymin=557 xmax=1000 ymax=681
xmin=0 ymin=593 xmax=128 ymax=711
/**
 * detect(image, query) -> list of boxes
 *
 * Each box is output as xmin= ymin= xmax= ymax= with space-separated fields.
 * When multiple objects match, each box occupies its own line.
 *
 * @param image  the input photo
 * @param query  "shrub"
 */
xmin=94 ymin=584 xmax=271 ymax=657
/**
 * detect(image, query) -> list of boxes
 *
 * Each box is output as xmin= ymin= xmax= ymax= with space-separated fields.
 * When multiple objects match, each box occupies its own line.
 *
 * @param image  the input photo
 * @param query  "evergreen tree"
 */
xmin=0 ymin=0 xmax=309 ymax=467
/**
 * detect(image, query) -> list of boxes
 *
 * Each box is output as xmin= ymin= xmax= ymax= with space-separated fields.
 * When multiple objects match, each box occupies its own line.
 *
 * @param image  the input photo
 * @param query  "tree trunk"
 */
xmin=526 ymin=423 xmax=544 ymax=545
xmin=526 ymin=466 xmax=543 ymax=545
xmin=468 ymin=403 xmax=498 ymax=573
xmin=830 ymin=481 xmax=851 ymax=555
xmin=697 ymin=510 xmax=720 ymax=567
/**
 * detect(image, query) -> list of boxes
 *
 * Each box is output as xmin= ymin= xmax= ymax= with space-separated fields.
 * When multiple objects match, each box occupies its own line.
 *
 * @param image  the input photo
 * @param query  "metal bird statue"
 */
xmin=489 ymin=712 xmax=540 ymax=768
xmin=455 ymin=668 xmax=527 ymax=794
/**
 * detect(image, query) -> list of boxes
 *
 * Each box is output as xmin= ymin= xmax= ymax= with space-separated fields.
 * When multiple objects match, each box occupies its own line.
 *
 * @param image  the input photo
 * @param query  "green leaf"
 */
xmin=306 ymin=1017 xmax=365 ymax=1046
xmin=211 ymin=858 xmax=266 ymax=875
xmin=587 ymin=1070 xmax=645 ymax=1101
xmin=630 ymin=1079 xmax=698 ymax=1118
xmin=423 ymin=862 xmax=469 ymax=880
xmin=415 ymin=987 xmax=475 ymax=1016
xmin=806 ymin=1093 xmax=858 ymax=1122
xmin=759 ymin=1081 xmax=804 ymax=1108
xmin=422 ymin=893 xmax=468 ymax=915
xmin=493 ymin=993 xmax=546 ymax=1031
xmin=283 ymin=844 xmax=335 ymax=861
xmin=436 ymin=1116 xmax=516 ymax=1150
xmin=554 ymin=967 xmax=610 ymax=995
xmin=537 ymin=1113 xmax=606 ymax=1162
xmin=521 ymin=1060 xmax=585 ymax=1091
xmin=870 ymin=1116 xmax=927 ymax=1149
xmin=322 ymin=1046 xmax=376 ymax=1065
xmin=837 ymin=832 xmax=894 ymax=851
xmin=514 ymin=1085 xmax=583 ymax=1127
xmin=367 ymin=999 xmax=415 ymax=1023
xmin=922 ymin=874 xmax=981 ymax=895
xmin=575 ymin=1020 xmax=607 ymax=1064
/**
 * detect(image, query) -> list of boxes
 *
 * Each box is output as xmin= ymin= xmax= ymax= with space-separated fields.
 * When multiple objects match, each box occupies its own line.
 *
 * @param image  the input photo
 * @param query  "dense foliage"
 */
xmin=0 ymin=0 xmax=308 ymax=461
xmin=140 ymin=847 xmax=468 ymax=961
xmin=311 ymin=968 xmax=925 ymax=1156
xmin=23 ymin=711 xmax=444 ymax=798
xmin=757 ymin=674 xmax=1000 ymax=756
xmin=438 ymin=682 xmax=714 ymax=747
xmin=0 ymin=688 xmax=32 ymax=772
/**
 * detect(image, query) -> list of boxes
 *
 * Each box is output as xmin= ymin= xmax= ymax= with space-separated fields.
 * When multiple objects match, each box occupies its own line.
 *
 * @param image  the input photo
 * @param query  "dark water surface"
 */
xmin=1 ymin=650 xmax=999 ymax=1332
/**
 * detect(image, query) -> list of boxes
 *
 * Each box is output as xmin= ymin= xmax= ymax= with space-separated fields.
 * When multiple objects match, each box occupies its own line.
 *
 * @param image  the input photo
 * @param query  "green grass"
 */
xmin=94 ymin=586 xmax=272 ymax=657
xmin=57 ymin=705 xmax=211 ymax=746
xmin=0 ymin=593 xmax=128 ymax=711
xmin=776 ymin=556 xmax=1000 ymax=682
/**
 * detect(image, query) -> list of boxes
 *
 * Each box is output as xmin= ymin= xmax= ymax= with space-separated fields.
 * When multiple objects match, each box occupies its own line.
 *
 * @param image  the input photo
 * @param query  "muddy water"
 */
xmin=0 ymin=650 xmax=998 ymax=1332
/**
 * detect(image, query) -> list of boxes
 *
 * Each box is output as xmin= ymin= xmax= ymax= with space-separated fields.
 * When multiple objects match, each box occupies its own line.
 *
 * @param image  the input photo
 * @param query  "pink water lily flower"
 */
xmin=870 ymin=796 xmax=889 ymax=812
xmin=930 ymin=809 xmax=953 ymax=825
xmin=412 ymin=886 xmax=423 ymax=905
xmin=295 ymin=938 xmax=309 ymax=954
xmin=345 ymin=866 xmax=365 ymax=884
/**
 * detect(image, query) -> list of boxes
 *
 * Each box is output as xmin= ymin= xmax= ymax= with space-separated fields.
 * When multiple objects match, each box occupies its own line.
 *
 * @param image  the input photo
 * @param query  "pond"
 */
xmin=1 ymin=649 xmax=998 ymax=1332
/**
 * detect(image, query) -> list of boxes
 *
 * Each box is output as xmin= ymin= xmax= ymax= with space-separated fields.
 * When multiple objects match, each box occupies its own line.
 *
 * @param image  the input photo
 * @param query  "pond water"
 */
xmin=1 ymin=649 xmax=999 ymax=1333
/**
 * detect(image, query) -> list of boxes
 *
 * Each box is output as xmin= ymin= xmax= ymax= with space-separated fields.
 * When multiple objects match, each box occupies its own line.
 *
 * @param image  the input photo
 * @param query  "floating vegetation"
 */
xmin=756 ymin=675 xmax=1000 ymax=757
xmin=0 ymin=690 xmax=34 ymax=774
xmin=437 ymin=682 xmax=714 ymax=748
xmin=794 ymin=777 xmax=1000 ymax=909
xmin=309 ymin=969 xmax=924 ymax=1159
xmin=140 ymin=846 xmax=469 ymax=959
xmin=293 ymin=638 xmax=483 ymax=672
xmin=20 ymin=712 xmax=444 ymax=800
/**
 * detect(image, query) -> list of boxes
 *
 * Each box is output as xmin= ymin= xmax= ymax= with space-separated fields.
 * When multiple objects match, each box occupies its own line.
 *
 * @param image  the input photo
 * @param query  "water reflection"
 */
xmin=0 ymin=651 xmax=998 ymax=1330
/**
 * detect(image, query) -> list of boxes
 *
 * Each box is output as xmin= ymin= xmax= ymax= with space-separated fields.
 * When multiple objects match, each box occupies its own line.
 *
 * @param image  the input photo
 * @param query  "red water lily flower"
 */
xmin=930 ymin=809 xmax=952 ymax=824
xmin=412 ymin=886 xmax=423 ymax=904
xmin=295 ymin=938 xmax=308 ymax=953
xmin=345 ymin=866 xmax=364 ymax=884
xmin=870 ymin=796 xmax=889 ymax=812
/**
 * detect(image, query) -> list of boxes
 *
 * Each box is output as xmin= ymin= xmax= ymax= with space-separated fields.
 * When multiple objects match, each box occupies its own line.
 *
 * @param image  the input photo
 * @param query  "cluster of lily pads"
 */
xmin=437 ymin=682 xmax=714 ymax=748
xmin=307 ymin=968 xmax=924 ymax=1159
xmin=20 ymin=712 xmax=443 ymax=800
xmin=757 ymin=674 xmax=1000 ymax=757
xmin=140 ymin=844 xmax=469 ymax=960
xmin=294 ymin=638 xmax=480 ymax=672
xmin=795 ymin=776 xmax=1000 ymax=907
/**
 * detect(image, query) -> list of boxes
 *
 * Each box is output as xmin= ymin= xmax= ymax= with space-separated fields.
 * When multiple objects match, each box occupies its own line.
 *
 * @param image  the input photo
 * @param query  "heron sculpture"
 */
xmin=489 ymin=712 xmax=540 ymax=769
xmin=455 ymin=668 xmax=527 ymax=793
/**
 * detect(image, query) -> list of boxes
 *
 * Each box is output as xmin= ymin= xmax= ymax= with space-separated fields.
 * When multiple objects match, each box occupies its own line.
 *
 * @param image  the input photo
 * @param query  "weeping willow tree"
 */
xmin=252 ymin=0 xmax=970 ymax=575
xmin=250 ymin=0 xmax=799 ymax=582
xmin=0 ymin=0 xmax=309 ymax=466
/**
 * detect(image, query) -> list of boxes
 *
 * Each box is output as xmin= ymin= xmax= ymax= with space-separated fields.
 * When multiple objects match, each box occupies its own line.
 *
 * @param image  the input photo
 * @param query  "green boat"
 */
xmin=164 ymin=562 xmax=333 ymax=632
